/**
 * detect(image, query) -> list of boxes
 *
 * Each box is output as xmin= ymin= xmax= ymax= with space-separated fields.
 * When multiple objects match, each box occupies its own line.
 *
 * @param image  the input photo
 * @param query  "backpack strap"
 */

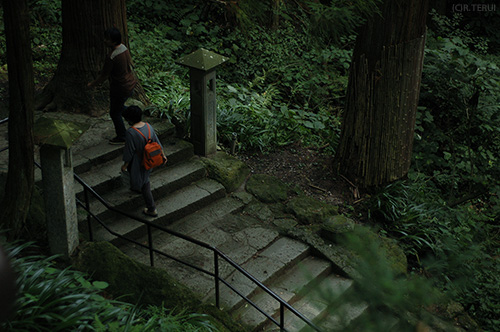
xmin=132 ymin=123 xmax=152 ymax=142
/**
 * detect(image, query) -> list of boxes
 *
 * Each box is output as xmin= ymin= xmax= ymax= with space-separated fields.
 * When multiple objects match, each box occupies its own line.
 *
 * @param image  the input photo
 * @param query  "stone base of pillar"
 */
xmin=40 ymin=145 xmax=78 ymax=258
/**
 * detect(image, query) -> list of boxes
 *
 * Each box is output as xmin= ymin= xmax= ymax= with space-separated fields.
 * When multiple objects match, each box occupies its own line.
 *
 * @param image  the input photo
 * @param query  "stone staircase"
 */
xmin=66 ymin=115 xmax=370 ymax=331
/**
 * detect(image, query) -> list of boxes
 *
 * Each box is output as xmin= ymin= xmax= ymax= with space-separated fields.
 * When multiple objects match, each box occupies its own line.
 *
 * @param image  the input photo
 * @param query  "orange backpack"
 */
xmin=132 ymin=124 xmax=164 ymax=170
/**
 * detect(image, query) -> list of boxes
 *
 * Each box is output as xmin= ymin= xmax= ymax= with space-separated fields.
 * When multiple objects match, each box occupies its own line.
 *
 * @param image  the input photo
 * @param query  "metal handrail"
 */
xmin=1 ymin=118 xmax=322 ymax=332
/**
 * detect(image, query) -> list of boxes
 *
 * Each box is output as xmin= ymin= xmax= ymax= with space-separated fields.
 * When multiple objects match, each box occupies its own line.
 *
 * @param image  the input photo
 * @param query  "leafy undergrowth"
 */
xmin=0 ymin=239 xmax=217 ymax=332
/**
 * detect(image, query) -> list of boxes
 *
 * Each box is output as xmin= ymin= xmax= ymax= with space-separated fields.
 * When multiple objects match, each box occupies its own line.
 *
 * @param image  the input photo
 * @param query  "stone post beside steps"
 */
xmin=40 ymin=145 xmax=78 ymax=258
xmin=34 ymin=117 xmax=88 ymax=259
xmin=176 ymin=48 xmax=228 ymax=156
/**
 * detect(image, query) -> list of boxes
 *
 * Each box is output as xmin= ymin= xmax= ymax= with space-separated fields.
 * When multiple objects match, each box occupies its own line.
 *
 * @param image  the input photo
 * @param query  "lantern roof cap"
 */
xmin=176 ymin=48 xmax=228 ymax=71
xmin=34 ymin=117 xmax=88 ymax=149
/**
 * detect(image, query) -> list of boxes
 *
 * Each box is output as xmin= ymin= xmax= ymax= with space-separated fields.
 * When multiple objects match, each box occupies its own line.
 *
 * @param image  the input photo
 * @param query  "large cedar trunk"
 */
xmin=36 ymin=0 xmax=148 ymax=114
xmin=0 ymin=0 xmax=35 ymax=238
xmin=334 ymin=0 xmax=429 ymax=188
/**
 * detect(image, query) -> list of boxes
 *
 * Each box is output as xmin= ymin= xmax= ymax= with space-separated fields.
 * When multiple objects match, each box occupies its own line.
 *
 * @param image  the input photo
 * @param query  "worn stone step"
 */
xmin=34 ymin=120 xmax=176 ymax=185
xmin=84 ymin=178 xmax=226 ymax=246
xmin=211 ymin=237 xmax=311 ymax=312
xmin=76 ymin=158 xmax=206 ymax=223
xmin=232 ymin=255 xmax=332 ymax=330
xmin=158 ymin=226 xmax=281 ymax=298
xmin=276 ymin=274 xmax=366 ymax=332
xmin=340 ymin=306 xmax=399 ymax=332
xmin=120 ymin=196 xmax=254 ymax=296
xmin=74 ymin=138 xmax=194 ymax=199
xmin=73 ymin=118 xmax=175 ymax=174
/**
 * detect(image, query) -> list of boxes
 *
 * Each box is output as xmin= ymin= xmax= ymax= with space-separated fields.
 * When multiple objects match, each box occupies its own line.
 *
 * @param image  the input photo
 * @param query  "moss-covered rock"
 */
xmin=285 ymin=195 xmax=338 ymax=224
xmin=320 ymin=215 xmax=356 ymax=242
xmin=73 ymin=241 xmax=248 ymax=332
xmin=246 ymin=174 xmax=289 ymax=203
xmin=336 ymin=226 xmax=408 ymax=276
xmin=378 ymin=235 xmax=408 ymax=276
xmin=231 ymin=191 xmax=254 ymax=205
xmin=74 ymin=242 xmax=200 ymax=308
xmin=201 ymin=152 xmax=250 ymax=192
xmin=273 ymin=218 xmax=298 ymax=231
xmin=284 ymin=226 xmax=358 ymax=278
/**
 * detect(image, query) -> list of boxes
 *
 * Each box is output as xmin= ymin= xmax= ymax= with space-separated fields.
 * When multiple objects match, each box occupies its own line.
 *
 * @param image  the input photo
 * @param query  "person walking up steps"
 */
xmin=88 ymin=27 xmax=137 ymax=145
xmin=121 ymin=106 xmax=166 ymax=217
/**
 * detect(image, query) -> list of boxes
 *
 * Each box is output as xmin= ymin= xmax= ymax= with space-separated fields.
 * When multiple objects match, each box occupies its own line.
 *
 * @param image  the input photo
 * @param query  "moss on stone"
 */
xmin=201 ymin=152 xmax=250 ymax=192
xmin=285 ymin=195 xmax=338 ymax=225
xmin=73 ymin=241 xmax=248 ymax=332
xmin=284 ymin=226 xmax=358 ymax=278
xmin=243 ymin=202 xmax=273 ymax=223
xmin=320 ymin=215 xmax=356 ymax=242
xmin=231 ymin=191 xmax=254 ymax=205
xmin=245 ymin=174 xmax=289 ymax=203
xmin=267 ymin=202 xmax=288 ymax=219
xmin=273 ymin=218 xmax=299 ymax=231
xmin=378 ymin=235 xmax=408 ymax=276
xmin=336 ymin=226 xmax=408 ymax=276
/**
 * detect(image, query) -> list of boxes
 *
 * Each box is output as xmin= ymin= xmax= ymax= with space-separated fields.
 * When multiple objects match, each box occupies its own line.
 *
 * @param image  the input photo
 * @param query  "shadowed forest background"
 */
xmin=0 ymin=0 xmax=499 ymax=331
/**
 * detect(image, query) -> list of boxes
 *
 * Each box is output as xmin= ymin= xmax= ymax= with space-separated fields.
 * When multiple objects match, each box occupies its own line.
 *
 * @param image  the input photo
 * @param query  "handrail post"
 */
xmin=84 ymin=188 xmax=93 ymax=241
xmin=214 ymin=251 xmax=220 ymax=309
xmin=280 ymin=303 xmax=285 ymax=331
xmin=148 ymin=225 xmax=154 ymax=267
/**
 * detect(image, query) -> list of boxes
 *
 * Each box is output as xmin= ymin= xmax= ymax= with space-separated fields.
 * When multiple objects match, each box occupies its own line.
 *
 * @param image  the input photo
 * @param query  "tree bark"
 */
xmin=334 ymin=0 xmax=429 ymax=188
xmin=36 ymin=0 xmax=148 ymax=114
xmin=0 ymin=0 xmax=35 ymax=238
xmin=271 ymin=0 xmax=281 ymax=30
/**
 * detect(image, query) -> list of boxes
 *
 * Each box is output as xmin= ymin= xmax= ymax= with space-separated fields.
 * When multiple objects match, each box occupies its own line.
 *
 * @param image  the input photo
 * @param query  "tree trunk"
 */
xmin=0 ymin=0 xmax=35 ymax=239
xmin=271 ymin=0 xmax=281 ymax=30
xmin=334 ymin=0 xmax=429 ymax=188
xmin=36 ymin=0 xmax=148 ymax=114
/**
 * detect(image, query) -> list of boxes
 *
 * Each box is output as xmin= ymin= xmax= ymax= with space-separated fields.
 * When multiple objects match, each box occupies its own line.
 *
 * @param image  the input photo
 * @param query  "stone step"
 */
xmin=338 ymin=306 xmax=400 ymax=332
xmin=82 ymin=178 xmax=226 ymax=246
xmin=214 ymin=237 xmax=311 ymax=312
xmin=72 ymin=118 xmax=175 ymax=174
xmin=120 ymin=196 xmax=252 ymax=295
xmin=277 ymin=275 xmax=367 ymax=332
xmin=77 ymin=157 xmax=206 ymax=218
xmin=74 ymin=138 xmax=194 ymax=200
xmin=233 ymin=255 xmax=333 ymax=330
xmin=34 ymin=119 xmax=176 ymax=184
xmin=76 ymin=158 xmax=206 ymax=222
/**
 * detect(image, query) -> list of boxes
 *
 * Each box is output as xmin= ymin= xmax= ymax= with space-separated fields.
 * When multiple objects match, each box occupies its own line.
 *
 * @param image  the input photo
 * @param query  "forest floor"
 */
xmin=235 ymin=142 xmax=366 ymax=218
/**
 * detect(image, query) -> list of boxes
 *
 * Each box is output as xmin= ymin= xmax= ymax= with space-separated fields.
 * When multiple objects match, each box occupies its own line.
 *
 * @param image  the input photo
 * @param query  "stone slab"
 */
xmin=87 ymin=178 xmax=225 ymax=244
xmin=235 ymin=256 xmax=332 ymax=329
xmin=216 ymin=237 xmax=310 ymax=310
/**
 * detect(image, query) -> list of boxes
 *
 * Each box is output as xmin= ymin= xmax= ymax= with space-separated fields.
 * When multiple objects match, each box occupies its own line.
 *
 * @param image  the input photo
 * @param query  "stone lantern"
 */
xmin=176 ymin=48 xmax=228 ymax=156
xmin=34 ymin=117 xmax=88 ymax=258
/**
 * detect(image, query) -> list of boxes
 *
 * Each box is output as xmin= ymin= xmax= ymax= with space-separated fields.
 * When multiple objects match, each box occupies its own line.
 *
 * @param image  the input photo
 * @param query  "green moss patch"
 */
xmin=320 ymin=215 xmax=356 ymax=242
xmin=285 ymin=195 xmax=338 ymax=224
xmin=246 ymin=174 xmax=289 ymax=203
xmin=201 ymin=152 xmax=250 ymax=192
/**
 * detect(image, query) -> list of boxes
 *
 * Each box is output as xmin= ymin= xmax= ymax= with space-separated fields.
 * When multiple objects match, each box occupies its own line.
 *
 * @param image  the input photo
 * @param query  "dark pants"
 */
xmin=110 ymin=93 xmax=130 ymax=140
xmin=142 ymin=182 xmax=156 ymax=211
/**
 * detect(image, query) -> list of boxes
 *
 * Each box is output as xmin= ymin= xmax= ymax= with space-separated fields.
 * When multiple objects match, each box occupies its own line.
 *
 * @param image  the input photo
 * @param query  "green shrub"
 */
xmin=416 ymin=34 xmax=500 ymax=204
xmin=217 ymin=83 xmax=341 ymax=152
xmin=0 ymin=240 xmax=217 ymax=331
xmin=367 ymin=176 xmax=499 ymax=330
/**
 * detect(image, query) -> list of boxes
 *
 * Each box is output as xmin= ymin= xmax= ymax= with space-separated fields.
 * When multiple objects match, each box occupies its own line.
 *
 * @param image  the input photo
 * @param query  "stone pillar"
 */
xmin=176 ymin=48 xmax=228 ymax=156
xmin=189 ymin=68 xmax=217 ymax=156
xmin=40 ymin=145 xmax=78 ymax=258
